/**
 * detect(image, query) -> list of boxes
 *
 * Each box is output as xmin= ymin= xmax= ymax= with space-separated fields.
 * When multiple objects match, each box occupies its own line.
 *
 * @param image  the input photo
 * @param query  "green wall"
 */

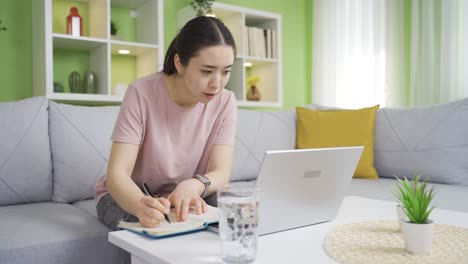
xmin=0 ymin=0 xmax=312 ymax=109
xmin=0 ymin=0 xmax=32 ymax=101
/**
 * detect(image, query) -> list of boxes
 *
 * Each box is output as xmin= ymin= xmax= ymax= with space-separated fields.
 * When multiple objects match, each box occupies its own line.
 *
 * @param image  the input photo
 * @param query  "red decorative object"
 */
xmin=66 ymin=7 xmax=83 ymax=37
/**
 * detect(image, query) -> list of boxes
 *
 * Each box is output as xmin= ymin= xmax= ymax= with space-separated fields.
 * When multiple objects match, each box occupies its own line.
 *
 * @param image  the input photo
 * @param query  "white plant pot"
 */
xmin=401 ymin=219 xmax=434 ymax=254
xmin=396 ymin=204 xmax=407 ymax=232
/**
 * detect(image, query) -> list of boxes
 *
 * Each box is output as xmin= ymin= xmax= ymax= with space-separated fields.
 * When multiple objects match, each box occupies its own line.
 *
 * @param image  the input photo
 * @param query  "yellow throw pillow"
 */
xmin=296 ymin=105 xmax=379 ymax=179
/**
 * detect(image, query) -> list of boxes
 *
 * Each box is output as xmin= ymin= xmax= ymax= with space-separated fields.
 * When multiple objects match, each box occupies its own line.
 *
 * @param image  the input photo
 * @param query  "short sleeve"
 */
xmin=214 ymin=92 xmax=237 ymax=145
xmin=112 ymin=85 xmax=143 ymax=145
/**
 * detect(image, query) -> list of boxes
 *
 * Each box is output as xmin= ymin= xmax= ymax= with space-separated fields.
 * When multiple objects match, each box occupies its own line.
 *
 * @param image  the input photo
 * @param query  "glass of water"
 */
xmin=217 ymin=183 xmax=259 ymax=264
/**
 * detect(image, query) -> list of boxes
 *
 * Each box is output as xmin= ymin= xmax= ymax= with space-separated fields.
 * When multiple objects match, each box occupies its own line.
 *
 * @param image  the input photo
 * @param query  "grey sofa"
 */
xmin=1 ymin=96 xmax=467 ymax=263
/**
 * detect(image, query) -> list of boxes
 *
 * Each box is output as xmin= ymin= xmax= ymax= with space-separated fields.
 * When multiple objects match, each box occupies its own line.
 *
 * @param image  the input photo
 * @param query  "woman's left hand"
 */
xmin=167 ymin=178 xmax=208 ymax=222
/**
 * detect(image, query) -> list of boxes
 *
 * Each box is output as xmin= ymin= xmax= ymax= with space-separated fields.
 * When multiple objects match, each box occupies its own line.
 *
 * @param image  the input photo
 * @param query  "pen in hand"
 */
xmin=142 ymin=182 xmax=171 ymax=224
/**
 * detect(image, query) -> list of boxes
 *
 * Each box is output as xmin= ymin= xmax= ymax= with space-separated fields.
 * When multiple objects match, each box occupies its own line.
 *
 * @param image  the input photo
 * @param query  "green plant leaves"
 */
xmin=190 ymin=0 xmax=214 ymax=17
xmin=394 ymin=174 xmax=434 ymax=224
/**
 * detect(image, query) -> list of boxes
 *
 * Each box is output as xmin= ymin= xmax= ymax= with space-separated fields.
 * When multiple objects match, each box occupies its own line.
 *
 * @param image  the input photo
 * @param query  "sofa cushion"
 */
xmin=349 ymin=178 xmax=468 ymax=213
xmin=231 ymin=109 xmax=296 ymax=182
xmin=73 ymin=199 xmax=98 ymax=218
xmin=0 ymin=97 xmax=52 ymax=206
xmin=296 ymin=105 xmax=379 ymax=179
xmin=49 ymin=101 xmax=120 ymax=203
xmin=0 ymin=202 xmax=124 ymax=264
xmin=374 ymin=98 xmax=468 ymax=185
xmin=209 ymin=178 xmax=468 ymax=213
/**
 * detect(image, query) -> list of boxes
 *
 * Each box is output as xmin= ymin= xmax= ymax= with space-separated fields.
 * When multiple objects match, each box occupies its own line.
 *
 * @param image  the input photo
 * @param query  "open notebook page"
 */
xmin=118 ymin=205 xmax=220 ymax=235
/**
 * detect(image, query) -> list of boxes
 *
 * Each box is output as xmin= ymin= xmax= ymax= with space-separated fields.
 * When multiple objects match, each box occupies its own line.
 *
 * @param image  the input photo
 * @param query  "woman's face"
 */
xmin=178 ymin=45 xmax=235 ymax=104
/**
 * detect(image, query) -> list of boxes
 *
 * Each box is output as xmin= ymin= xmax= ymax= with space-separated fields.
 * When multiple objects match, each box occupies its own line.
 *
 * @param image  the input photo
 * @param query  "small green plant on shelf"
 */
xmin=0 ymin=20 xmax=7 ymax=32
xmin=394 ymin=174 xmax=435 ymax=224
xmin=246 ymin=75 xmax=260 ymax=87
xmin=110 ymin=21 xmax=122 ymax=40
xmin=110 ymin=21 xmax=118 ymax=36
xmin=190 ymin=0 xmax=214 ymax=17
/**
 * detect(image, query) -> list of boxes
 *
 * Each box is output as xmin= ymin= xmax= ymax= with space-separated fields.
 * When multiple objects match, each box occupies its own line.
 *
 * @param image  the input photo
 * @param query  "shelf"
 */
xmin=110 ymin=40 xmax=159 ymax=54
xmin=53 ymin=34 xmax=107 ymax=50
xmin=52 ymin=45 xmax=108 ymax=95
xmin=111 ymin=0 xmax=150 ymax=9
xmin=110 ymin=41 xmax=159 ymax=96
xmin=110 ymin=0 xmax=161 ymax=45
xmin=47 ymin=92 xmax=124 ymax=102
xmin=245 ymin=60 xmax=279 ymax=103
xmin=177 ymin=2 xmax=282 ymax=108
xmin=245 ymin=13 xmax=277 ymax=28
xmin=244 ymin=56 xmax=278 ymax=63
xmin=33 ymin=0 xmax=164 ymax=103
xmin=51 ymin=0 xmax=107 ymax=39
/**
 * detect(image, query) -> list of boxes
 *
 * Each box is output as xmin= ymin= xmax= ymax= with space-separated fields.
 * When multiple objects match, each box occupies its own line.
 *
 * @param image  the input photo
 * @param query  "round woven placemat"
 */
xmin=324 ymin=220 xmax=468 ymax=264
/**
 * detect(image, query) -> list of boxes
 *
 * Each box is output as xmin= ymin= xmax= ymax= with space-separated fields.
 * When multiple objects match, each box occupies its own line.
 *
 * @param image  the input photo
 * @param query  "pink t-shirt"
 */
xmin=95 ymin=72 xmax=237 ymax=203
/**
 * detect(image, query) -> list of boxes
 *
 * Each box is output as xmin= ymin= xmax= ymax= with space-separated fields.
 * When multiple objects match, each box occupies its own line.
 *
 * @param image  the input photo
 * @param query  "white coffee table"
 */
xmin=108 ymin=196 xmax=468 ymax=264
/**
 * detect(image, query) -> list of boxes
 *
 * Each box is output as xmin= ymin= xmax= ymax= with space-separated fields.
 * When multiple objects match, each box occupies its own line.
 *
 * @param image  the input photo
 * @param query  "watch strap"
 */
xmin=194 ymin=174 xmax=211 ymax=198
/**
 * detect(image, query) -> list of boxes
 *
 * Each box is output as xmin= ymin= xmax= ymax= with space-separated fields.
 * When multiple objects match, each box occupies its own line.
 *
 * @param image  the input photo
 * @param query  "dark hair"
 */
xmin=162 ymin=16 xmax=237 ymax=75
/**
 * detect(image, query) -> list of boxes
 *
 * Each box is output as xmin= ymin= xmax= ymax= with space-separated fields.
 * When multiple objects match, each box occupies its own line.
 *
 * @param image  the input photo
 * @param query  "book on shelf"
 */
xmin=248 ymin=27 xmax=254 ymax=57
xmin=245 ymin=26 xmax=276 ymax=59
xmin=272 ymin=29 xmax=277 ymax=59
xmin=117 ymin=205 xmax=219 ymax=238
xmin=266 ymin=29 xmax=271 ymax=59
xmin=257 ymin=27 xmax=266 ymax=58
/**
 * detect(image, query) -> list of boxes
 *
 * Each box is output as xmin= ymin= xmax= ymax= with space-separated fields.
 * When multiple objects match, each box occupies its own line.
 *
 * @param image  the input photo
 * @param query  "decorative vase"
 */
xmin=83 ymin=70 xmax=97 ymax=94
xmin=401 ymin=219 xmax=434 ymax=254
xmin=68 ymin=71 xmax=82 ymax=93
xmin=246 ymin=85 xmax=261 ymax=101
xmin=53 ymin=82 xmax=64 ymax=93
xmin=66 ymin=6 xmax=83 ymax=37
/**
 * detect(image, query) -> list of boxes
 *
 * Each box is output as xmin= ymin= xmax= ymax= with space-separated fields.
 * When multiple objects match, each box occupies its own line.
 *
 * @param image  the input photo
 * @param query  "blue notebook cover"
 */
xmin=117 ymin=206 xmax=219 ymax=239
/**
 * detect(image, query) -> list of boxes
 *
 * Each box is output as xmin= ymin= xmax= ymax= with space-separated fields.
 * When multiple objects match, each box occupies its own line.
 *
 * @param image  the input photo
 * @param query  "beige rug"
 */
xmin=324 ymin=220 xmax=468 ymax=264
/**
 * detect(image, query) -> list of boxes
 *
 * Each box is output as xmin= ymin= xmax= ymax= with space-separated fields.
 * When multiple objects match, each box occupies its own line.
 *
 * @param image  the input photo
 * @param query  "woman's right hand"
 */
xmin=136 ymin=196 xmax=171 ymax=228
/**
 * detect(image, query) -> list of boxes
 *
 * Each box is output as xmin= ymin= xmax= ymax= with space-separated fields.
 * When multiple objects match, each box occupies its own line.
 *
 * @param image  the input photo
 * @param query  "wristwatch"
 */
xmin=194 ymin=174 xmax=211 ymax=198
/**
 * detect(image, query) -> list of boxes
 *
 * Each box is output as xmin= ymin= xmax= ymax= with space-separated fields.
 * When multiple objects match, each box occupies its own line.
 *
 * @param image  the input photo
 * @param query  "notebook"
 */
xmin=117 ymin=205 xmax=219 ymax=238
xmin=208 ymin=146 xmax=363 ymax=236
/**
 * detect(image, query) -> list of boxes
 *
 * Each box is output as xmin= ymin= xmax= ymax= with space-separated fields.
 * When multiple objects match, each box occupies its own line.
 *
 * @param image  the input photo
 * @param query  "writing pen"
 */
xmin=142 ymin=182 xmax=171 ymax=224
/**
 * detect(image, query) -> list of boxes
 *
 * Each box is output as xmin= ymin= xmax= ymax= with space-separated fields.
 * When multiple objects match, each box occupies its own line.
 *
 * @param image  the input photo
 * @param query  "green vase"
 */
xmin=53 ymin=82 xmax=64 ymax=93
xmin=83 ymin=70 xmax=97 ymax=94
xmin=68 ymin=71 xmax=82 ymax=93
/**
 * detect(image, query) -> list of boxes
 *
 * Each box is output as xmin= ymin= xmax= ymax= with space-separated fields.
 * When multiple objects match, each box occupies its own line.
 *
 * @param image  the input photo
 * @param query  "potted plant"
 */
xmin=394 ymin=175 xmax=435 ymax=254
xmin=190 ymin=0 xmax=214 ymax=17
xmin=110 ymin=20 xmax=119 ymax=40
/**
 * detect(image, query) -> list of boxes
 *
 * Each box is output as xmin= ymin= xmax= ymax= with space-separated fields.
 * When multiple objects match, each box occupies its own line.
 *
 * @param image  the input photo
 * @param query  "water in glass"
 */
xmin=218 ymin=194 xmax=258 ymax=263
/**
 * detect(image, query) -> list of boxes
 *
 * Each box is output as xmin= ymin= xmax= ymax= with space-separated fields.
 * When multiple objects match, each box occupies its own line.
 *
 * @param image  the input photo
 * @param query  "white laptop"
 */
xmin=255 ymin=146 xmax=363 ymax=236
xmin=208 ymin=146 xmax=363 ymax=236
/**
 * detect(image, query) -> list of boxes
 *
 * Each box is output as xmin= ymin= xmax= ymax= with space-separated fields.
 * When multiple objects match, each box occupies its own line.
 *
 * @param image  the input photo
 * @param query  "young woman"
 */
xmin=95 ymin=16 xmax=237 ymax=231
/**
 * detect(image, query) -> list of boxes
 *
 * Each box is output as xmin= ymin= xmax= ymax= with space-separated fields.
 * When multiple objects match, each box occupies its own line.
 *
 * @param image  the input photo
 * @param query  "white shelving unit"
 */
xmin=177 ymin=3 xmax=282 ymax=108
xmin=32 ymin=0 xmax=164 ymax=103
